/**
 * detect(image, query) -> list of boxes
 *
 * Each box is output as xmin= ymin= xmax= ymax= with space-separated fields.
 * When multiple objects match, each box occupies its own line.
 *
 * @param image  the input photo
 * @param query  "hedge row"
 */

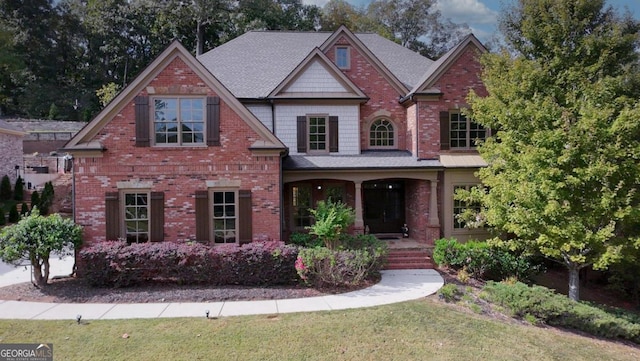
xmin=482 ymin=281 xmax=640 ymax=344
xmin=79 ymin=241 xmax=299 ymax=287
xmin=432 ymin=238 xmax=541 ymax=281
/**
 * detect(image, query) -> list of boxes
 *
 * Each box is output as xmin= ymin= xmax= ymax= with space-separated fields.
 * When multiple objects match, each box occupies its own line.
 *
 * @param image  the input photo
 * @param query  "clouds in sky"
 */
xmin=300 ymin=0 xmax=500 ymax=41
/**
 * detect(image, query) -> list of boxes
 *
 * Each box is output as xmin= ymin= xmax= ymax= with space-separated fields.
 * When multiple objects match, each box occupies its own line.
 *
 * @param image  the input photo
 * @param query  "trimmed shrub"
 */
xmin=79 ymin=240 xmax=299 ymax=288
xmin=433 ymin=238 xmax=541 ymax=281
xmin=289 ymin=232 xmax=323 ymax=248
xmin=296 ymin=245 xmax=386 ymax=288
xmin=13 ymin=176 xmax=23 ymax=201
xmin=481 ymin=281 xmax=640 ymax=344
xmin=7 ymin=204 xmax=19 ymax=223
xmin=438 ymin=283 xmax=462 ymax=302
xmin=39 ymin=182 xmax=54 ymax=215
xmin=0 ymin=175 xmax=11 ymax=201
xmin=19 ymin=202 xmax=29 ymax=216
xmin=30 ymin=191 xmax=40 ymax=212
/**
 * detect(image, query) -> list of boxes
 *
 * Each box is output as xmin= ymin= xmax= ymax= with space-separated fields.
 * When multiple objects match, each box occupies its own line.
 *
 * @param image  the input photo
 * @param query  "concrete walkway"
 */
xmin=0 ymin=257 xmax=444 ymax=320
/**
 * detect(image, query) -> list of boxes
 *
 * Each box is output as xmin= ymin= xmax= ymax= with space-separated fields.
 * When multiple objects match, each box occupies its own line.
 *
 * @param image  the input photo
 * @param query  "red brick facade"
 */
xmin=73 ymin=55 xmax=282 ymax=246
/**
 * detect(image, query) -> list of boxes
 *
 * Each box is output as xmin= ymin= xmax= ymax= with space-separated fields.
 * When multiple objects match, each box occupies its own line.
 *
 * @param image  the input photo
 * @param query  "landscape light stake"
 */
xmin=205 ymin=310 xmax=210 ymax=319
xmin=76 ymin=314 xmax=82 ymax=324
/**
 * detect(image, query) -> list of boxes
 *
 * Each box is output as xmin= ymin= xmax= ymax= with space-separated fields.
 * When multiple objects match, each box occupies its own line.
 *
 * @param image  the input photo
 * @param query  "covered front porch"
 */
xmin=282 ymin=157 xmax=442 ymax=248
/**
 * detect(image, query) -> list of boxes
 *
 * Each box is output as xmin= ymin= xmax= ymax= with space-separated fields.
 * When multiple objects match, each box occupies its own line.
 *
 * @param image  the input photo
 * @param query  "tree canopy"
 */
xmin=0 ymin=0 xmax=467 ymax=119
xmin=0 ymin=209 xmax=82 ymax=287
xmin=465 ymin=0 xmax=640 ymax=301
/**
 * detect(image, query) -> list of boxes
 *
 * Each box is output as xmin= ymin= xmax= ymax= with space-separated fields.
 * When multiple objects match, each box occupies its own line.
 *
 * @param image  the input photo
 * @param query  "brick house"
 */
xmin=62 ymin=26 xmax=490 ymax=249
xmin=0 ymin=119 xmax=26 ymax=185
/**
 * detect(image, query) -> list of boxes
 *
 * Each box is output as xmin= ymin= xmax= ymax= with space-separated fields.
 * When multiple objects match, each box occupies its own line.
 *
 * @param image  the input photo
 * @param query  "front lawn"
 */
xmin=1 ymin=299 xmax=638 ymax=360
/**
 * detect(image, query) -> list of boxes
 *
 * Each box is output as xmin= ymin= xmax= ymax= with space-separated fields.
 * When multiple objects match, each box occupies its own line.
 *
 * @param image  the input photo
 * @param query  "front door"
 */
xmin=363 ymin=181 xmax=405 ymax=234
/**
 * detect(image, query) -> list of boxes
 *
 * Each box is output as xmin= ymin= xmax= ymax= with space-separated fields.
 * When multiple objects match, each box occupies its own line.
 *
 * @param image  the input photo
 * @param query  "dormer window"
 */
xmin=336 ymin=46 xmax=350 ymax=69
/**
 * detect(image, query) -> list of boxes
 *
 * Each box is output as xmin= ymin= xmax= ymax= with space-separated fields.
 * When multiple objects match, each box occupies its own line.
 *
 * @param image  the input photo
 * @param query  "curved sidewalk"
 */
xmin=0 ymin=259 xmax=444 ymax=320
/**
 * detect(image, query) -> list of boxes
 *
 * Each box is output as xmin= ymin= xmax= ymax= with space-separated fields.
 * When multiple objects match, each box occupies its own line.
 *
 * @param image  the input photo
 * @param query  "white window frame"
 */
xmin=152 ymin=96 xmax=206 ymax=147
xmin=121 ymin=190 xmax=150 ymax=243
xmin=308 ymin=114 xmax=329 ymax=154
xmin=369 ymin=118 xmax=396 ymax=149
xmin=336 ymin=46 xmax=350 ymax=69
xmin=210 ymin=188 xmax=238 ymax=244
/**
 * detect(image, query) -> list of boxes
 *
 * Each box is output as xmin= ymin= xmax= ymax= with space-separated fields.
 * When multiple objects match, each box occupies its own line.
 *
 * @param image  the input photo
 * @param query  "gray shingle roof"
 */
xmin=283 ymin=151 xmax=442 ymax=170
xmin=197 ymin=31 xmax=435 ymax=99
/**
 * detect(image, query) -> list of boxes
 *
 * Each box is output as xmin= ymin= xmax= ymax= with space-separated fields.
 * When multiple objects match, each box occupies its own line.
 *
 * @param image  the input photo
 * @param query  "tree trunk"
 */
xmin=30 ymin=256 xmax=49 ymax=288
xmin=568 ymin=266 xmax=580 ymax=301
xmin=43 ymin=257 xmax=50 ymax=284
xmin=32 ymin=261 xmax=46 ymax=288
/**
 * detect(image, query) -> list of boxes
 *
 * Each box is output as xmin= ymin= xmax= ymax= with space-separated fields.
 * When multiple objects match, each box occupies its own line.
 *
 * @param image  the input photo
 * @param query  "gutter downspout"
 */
xmin=270 ymin=99 xmax=276 ymax=134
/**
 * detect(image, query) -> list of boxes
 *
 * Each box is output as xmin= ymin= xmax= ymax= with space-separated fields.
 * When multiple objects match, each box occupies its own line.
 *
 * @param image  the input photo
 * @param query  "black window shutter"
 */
xmin=135 ymin=96 xmax=150 ymax=147
xmin=296 ymin=116 xmax=307 ymax=153
xmin=440 ymin=111 xmax=450 ymax=150
xmin=238 ymin=190 xmax=252 ymax=245
xmin=207 ymin=96 xmax=220 ymax=146
xmin=149 ymin=192 xmax=164 ymax=242
xmin=329 ymin=116 xmax=339 ymax=152
xmin=105 ymin=192 xmax=120 ymax=241
xmin=195 ymin=190 xmax=210 ymax=242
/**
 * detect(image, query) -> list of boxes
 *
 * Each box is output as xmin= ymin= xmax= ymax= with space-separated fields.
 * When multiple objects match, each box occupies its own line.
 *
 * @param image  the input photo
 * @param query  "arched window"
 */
xmin=369 ymin=118 xmax=395 ymax=148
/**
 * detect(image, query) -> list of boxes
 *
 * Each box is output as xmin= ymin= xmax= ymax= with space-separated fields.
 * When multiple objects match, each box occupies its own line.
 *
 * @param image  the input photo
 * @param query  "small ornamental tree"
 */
xmin=0 ymin=175 xmax=11 ymax=201
xmin=307 ymin=200 xmax=355 ymax=250
xmin=13 ymin=176 xmax=24 ymax=201
xmin=0 ymin=209 xmax=82 ymax=287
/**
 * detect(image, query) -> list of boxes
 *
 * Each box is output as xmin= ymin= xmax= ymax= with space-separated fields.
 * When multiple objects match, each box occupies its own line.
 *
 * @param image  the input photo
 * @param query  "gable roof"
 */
xmin=319 ymin=25 xmax=409 ymax=95
xmin=197 ymin=28 xmax=435 ymax=99
xmin=63 ymin=40 xmax=284 ymax=153
xmin=268 ymin=48 xmax=368 ymax=100
xmin=409 ymin=34 xmax=487 ymax=95
xmin=0 ymin=119 xmax=27 ymax=137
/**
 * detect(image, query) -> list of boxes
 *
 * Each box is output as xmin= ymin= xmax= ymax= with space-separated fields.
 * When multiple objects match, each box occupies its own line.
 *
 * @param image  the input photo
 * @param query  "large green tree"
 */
xmin=465 ymin=0 xmax=640 ymax=301
xmin=366 ymin=0 xmax=470 ymax=58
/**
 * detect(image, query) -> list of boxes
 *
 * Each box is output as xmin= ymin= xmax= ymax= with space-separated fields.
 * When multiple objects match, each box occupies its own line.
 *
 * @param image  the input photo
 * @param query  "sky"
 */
xmin=302 ymin=0 xmax=640 ymax=43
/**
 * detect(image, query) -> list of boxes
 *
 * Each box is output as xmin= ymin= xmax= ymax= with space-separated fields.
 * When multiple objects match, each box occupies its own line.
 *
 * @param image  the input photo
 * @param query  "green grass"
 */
xmin=1 ymin=299 xmax=639 ymax=361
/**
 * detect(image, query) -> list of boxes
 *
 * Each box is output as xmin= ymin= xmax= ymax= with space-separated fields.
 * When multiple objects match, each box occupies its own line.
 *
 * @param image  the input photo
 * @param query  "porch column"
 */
xmin=354 ymin=181 xmax=364 ymax=230
xmin=428 ymin=179 xmax=439 ymax=226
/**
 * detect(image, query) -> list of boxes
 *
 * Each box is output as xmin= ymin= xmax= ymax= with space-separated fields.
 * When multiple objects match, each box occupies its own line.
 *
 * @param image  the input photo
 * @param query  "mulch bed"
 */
xmin=0 ymin=276 xmax=377 ymax=304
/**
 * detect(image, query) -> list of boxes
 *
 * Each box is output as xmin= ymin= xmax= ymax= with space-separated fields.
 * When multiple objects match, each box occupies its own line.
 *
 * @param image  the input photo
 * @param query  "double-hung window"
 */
xmin=212 ymin=190 xmax=237 ymax=244
xmin=124 ymin=192 xmax=149 ymax=243
xmin=450 ymin=111 xmax=486 ymax=148
xmin=308 ymin=116 xmax=328 ymax=153
xmin=153 ymin=98 xmax=205 ymax=145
